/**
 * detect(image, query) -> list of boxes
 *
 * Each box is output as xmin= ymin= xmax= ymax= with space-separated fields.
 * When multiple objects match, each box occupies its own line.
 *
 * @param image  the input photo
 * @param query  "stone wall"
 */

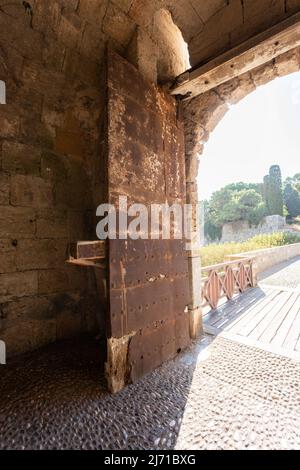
xmin=227 ymin=242 xmax=300 ymax=276
xmin=0 ymin=1 xmax=110 ymax=356
xmin=2 ymin=1 xmax=300 ymax=356
xmin=221 ymin=215 xmax=286 ymax=243
xmin=187 ymin=0 xmax=300 ymax=66
xmin=0 ymin=0 xmax=195 ymax=357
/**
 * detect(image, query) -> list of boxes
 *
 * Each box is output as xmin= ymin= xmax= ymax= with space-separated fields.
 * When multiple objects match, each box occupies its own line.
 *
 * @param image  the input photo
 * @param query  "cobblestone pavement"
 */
xmin=259 ymin=256 xmax=300 ymax=289
xmin=1 ymin=333 xmax=300 ymax=450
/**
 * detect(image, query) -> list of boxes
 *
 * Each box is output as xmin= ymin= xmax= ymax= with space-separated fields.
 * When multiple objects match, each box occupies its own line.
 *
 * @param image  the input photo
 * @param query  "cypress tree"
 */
xmin=266 ymin=165 xmax=284 ymax=216
xmin=263 ymin=174 xmax=270 ymax=213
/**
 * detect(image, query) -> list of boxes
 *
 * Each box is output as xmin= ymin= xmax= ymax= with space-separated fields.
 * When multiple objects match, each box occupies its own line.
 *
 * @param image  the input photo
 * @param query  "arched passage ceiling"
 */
xmin=2 ymin=1 xmax=300 ymax=89
xmin=98 ymin=0 xmax=300 ymax=67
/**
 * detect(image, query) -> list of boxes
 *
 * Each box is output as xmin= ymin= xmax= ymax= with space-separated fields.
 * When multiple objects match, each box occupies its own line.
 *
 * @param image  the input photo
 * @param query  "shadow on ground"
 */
xmin=203 ymin=287 xmax=268 ymax=333
xmin=0 ymin=335 xmax=209 ymax=450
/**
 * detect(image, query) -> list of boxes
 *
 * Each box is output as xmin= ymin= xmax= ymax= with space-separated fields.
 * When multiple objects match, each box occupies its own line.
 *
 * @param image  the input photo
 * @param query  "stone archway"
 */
xmin=182 ymin=46 xmax=300 ymax=335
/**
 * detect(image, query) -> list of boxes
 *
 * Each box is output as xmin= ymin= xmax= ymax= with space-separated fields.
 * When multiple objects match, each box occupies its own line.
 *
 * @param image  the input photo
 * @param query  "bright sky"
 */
xmin=198 ymin=71 xmax=300 ymax=201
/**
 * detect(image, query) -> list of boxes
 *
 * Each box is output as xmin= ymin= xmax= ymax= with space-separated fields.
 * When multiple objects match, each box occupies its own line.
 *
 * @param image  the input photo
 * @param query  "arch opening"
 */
xmin=184 ymin=48 xmax=300 ymax=213
xmin=183 ymin=47 xmax=300 ymax=335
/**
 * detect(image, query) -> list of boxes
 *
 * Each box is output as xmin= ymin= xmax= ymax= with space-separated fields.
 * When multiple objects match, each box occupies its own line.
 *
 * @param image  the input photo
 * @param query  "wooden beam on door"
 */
xmin=170 ymin=11 xmax=300 ymax=100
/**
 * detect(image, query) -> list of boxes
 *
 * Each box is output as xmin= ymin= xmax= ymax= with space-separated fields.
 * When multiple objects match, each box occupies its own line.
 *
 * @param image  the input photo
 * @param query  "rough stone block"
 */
xmin=68 ymin=210 xmax=92 ymax=241
xmin=276 ymin=47 xmax=300 ymax=77
xmin=79 ymin=22 xmax=105 ymax=63
xmin=230 ymin=2 xmax=285 ymax=48
xmin=243 ymin=0 xmax=285 ymax=22
xmin=0 ymin=206 xmax=36 ymax=238
xmin=55 ymin=128 xmax=84 ymax=158
xmin=190 ymin=33 xmax=230 ymax=67
xmin=126 ymin=27 xmax=158 ymax=83
xmin=251 ymin=61 xmax=277 ymax=87
xmin=190 ymin=0 xmax=227 ymax=22
xmin=54 ymin=110 xmax=86 ymax=158
xmin=42 ymin=106 xmax=66 ymax=128
xmin=42 ymin=40 xmax=66 ymax=72
xmin=61 ymin=0 xmax=80 ymax=12
xmin=56 ymin=11 xmax=82 ymax=49
xmin=41 ymin=150 xmax=68 ymax=181
xmin=36 ymin=209 xmax=69 ymax=239
xmin=11 ymin=175 xmax=54 ymax=208
xmin=184 ymin=119 xmax=207 ymax=159
xmin=0 ymin=271 xmax=38 ymax=302
xmin=21 ymin=62 xmax=65 ymax=99
xmin=16 ymin=239 xmax=65 ymax=271
xmin=185 ymin=154 xmax=200 ymax=184
xmin=103 ymin=2 xmax=136 ymax=47
xmin=0 ymin=107 xmax=20 ymax=138
xmin=78 ymin=0 xmax=108 ymax=24
xmin=14 ymin=85 xmax=43 ymax=118
xmin=0 ymin=10 xmax=43 ymax=61
xmin=0 ymin=240 xmax=17 ymax=274
xmin=0 ymin=296 xmax=52 ymax=329
xmin=38 ymin=269 xmax=70 ymax=294
xmin=2 ymin=141 xmax=41 ymax=175
xmin=114 ymin=0 xmax=133 ymax=13
xmin=0 ymin=172 xmax=9 ymax=205
xmin=1 ymin=320 xmax=56 ymax=357
xmin=184 ymin=91 xmax=228 ymax=133
xmin=189 ymin=0 xmax=243 ymax=64
xmin=54 ymin=158 xmax=92 ymax=210
xmin=215 ymin=72 xmax=256 ymax=105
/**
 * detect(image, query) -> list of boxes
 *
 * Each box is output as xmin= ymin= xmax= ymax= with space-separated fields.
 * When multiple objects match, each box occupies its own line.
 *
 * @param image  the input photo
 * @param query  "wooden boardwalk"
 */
xmin=203 ymin=284 xmax=300 ymax=361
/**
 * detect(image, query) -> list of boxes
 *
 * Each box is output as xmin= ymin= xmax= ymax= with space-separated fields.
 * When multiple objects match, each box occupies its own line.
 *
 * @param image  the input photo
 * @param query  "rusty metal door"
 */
xmin=105 ymin=51 xmax=190 ymax=392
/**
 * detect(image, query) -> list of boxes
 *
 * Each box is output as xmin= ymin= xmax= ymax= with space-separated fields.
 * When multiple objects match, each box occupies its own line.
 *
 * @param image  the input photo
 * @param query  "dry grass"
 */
xmin=200 ymin=232 xmax=300 ymax=267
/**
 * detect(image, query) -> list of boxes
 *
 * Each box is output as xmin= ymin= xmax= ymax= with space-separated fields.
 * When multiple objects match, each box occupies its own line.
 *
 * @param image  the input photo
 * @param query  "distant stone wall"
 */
xmin=227 ymin=243 xmax=300 ymax=276
xmin=221 ymin=216 xmax=286 ymax=243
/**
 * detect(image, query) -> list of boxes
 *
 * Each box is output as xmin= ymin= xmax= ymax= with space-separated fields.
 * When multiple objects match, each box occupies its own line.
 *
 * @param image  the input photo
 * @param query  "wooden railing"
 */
xmin=201 ymin=257 xmax=255 ymax=310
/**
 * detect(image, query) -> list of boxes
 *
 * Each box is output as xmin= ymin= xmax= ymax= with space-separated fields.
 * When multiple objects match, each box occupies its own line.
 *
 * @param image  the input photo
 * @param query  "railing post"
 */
xmin=251 ymin=257 xmax=258 ymax=287
xmin=201 ymin=257 xmax=256 ymax=311
xmin=188 ymin=249 xmax=203 ymax=339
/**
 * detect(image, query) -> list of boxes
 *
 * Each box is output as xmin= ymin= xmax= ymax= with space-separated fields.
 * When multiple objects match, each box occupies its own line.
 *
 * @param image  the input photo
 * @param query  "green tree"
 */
xmin=294 ymin=174 xmax=300 ymax=193
xmin=227 ymin=182 xmax=264 ymax=196
xmin=284 ymin=183 xmax=300 ymax=218
xmin=264 ymin=165 xmax=284 ymax=216
xmin=285 ymin=174 xmax=300 ymax=194
xmin=203 ymin=200 xmax=222 ymax=241
xmin=263 ymin=175 xmax=270 ymax=212
xmin=206 ymin=186 xmax=266 ymax=230
xmin=238 ymin=190 xmax=266 ymax=224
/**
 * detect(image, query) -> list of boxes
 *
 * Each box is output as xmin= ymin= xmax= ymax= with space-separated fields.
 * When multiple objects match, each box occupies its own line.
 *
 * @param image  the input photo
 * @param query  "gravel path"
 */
xmin=259 ymin=256 xmax=300 ymax=289
xmin=1 ymin=258 xmax=300 ymax=450
xmin=1 ymin=334 xmax=300 ymax=450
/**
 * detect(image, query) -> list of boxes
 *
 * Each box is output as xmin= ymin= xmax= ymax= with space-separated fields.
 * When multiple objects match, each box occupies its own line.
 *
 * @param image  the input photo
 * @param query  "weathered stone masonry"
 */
xmin=1 ymin=0 xmax=300 ymax=361
xmin=0 ymin=1 xmax=108 ymax=355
